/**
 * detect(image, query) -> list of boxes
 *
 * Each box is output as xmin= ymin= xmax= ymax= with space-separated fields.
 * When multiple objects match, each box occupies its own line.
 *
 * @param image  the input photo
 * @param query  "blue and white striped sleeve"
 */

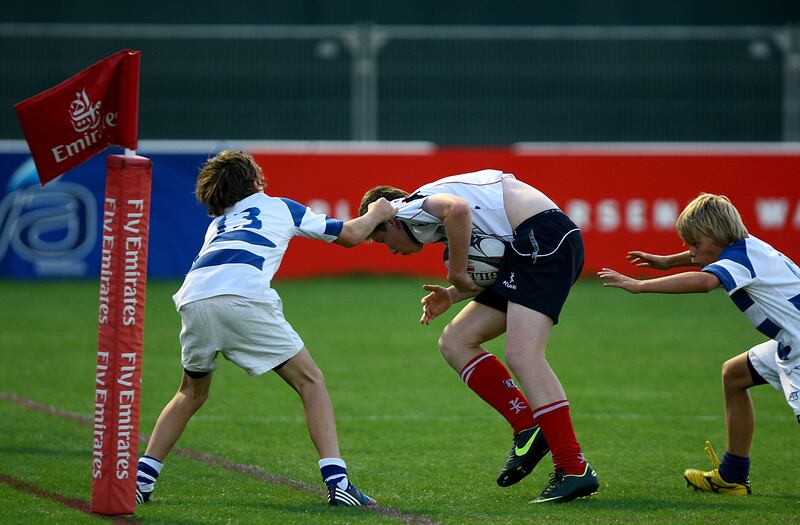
xmin=702 ymin=261 xmax=748 ymax=293
xmin=702 ymin=247 xmax=755 ymax=294
xmin=280 ymin=198 xmax=344 ymax=242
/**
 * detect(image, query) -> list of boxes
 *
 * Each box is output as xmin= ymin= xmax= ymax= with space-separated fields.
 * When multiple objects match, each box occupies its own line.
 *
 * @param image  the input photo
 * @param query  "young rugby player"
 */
xmin=599 ymin=193 xmax=800 ymax=495
xmin=135 ymin=150 xmax=395 ymax=507
xmin=359 ymin=169 xmax=599 ymax=504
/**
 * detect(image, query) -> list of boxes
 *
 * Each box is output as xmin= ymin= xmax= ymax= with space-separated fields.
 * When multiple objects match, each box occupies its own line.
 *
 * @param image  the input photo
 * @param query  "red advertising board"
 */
xmin=253 ymin=146 xmax=800 ymax=281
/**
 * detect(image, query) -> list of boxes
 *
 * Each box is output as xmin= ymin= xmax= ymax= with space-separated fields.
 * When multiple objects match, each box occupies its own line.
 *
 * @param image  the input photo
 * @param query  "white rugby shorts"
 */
xmin=178 ymin=295 xmax=303 ymax=376
xmin=748 ymin=339 xmax=800 ymax=416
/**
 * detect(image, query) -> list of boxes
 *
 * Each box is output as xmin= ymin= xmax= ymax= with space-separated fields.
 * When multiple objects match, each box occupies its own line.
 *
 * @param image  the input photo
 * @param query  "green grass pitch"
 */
xmin=1 ymin=276 xmax=797 ymax=524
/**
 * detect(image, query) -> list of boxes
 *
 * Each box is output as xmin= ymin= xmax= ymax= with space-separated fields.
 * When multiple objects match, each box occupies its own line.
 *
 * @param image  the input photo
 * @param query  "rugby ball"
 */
xmin=443 ymin=236 xmax=506 ymax=287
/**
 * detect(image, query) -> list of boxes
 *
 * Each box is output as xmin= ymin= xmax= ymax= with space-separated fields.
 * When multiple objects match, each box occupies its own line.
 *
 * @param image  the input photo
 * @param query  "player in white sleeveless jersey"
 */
xmin=389 ymin=169 xmax=516 ymax=246
xmin=136 ymin=150 xmax=395 ymax=508
xmin=359 ymin=169 xmax=600 ymax=504
xmin=599 ymin=193 xmax=800 ymax=496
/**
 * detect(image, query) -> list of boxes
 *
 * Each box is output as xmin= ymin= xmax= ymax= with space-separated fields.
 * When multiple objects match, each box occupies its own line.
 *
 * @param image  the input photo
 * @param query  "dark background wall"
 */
xmin=3 ymin=2 xmax=799 ymax=144
xmin=5 ymin=1 xmax=799 ymax=25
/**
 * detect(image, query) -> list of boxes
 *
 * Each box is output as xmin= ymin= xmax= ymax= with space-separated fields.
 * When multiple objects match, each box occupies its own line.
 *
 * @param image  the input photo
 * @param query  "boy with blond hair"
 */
xmin=599 ymin=193 xmax=800 ymax=495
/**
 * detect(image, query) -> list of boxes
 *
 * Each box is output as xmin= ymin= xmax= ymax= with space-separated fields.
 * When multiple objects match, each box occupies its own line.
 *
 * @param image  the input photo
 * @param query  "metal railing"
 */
xmin=2 ymin=23 xmax=798 ymax=143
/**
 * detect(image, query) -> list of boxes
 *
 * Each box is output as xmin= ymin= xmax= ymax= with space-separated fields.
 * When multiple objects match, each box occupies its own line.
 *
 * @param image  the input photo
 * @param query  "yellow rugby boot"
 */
xmin=683 ymin=441 xmax=751 ymax=495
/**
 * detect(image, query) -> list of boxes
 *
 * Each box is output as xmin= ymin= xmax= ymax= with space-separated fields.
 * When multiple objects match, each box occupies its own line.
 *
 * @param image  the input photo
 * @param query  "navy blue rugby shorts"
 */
xmin=473 ymin=209 xmax=583 ymax=324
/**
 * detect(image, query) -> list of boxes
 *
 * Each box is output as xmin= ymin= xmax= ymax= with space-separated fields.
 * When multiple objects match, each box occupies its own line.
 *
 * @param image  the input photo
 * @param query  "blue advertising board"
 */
xmin=0 ymin=147 xmax=211 ymax=279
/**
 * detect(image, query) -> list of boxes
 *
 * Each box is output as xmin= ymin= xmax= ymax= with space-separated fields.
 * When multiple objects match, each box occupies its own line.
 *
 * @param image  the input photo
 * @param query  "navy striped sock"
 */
xmin=319 ymin=458 xmax=349 ymax=490
xmin=136 ymin=455 xmax=163 ymax=502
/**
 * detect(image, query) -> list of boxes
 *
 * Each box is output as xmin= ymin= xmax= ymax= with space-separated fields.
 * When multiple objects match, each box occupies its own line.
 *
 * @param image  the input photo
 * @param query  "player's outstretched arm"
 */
xmin=627 ymin=250 xmax=695 ymax=270
xmin=334 ymin=197 xmax=396 ymax=247
xmin=598 ymin=267 xmax=719 ymax=294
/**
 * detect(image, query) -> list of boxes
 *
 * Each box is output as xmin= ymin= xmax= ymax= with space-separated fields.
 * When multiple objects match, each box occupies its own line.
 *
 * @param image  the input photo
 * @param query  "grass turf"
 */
xmin=0 ymin=276 xmax=797 ymax=524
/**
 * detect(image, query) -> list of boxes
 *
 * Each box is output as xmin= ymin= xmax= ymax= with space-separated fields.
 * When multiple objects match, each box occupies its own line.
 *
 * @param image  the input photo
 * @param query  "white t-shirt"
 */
xmin=702 ymin=236 xmax=800 ymax=369
xmin=173 ymin=192 xmax=343 ymax=309
xmin=393 ymin=169 xmax=515 ymax=245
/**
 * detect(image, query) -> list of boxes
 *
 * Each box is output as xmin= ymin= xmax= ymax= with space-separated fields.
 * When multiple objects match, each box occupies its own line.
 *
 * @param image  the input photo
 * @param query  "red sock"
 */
xmin=460 ymin=353 xmax=535 ymax=435
xmin=533 ymin=401 xmax=586 ymax=475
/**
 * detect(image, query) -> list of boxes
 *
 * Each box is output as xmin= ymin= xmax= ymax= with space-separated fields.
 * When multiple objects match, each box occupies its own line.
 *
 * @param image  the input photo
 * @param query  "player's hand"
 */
xmin=597 ymin=268 xmax=643 ymax=293
xmin=447 ymin=270 xmax=481 ymax=294
xmin=420 ymin=284 xmax=453 ymax=325
xmin=627 ymin=251 xmax=670 ymax=270
xmin=367 ymin=197 xmax=396 ymax=222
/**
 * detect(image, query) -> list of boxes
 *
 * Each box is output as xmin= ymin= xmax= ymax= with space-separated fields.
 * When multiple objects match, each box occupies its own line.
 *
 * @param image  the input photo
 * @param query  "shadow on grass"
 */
xmin=567 ymin=496 xmax=747 ymax=512
xmin=135 ymin=494 xmax=441 ymax=524
xmin=247 ymin=500 xmax=442 ymax=524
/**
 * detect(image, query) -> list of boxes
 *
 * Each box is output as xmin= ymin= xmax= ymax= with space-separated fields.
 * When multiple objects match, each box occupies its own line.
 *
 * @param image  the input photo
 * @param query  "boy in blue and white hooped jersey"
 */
xmin=135 ymin=150 xmax=395 ymax=507
xmin=599 ymin=193 xmax=800 ymax=497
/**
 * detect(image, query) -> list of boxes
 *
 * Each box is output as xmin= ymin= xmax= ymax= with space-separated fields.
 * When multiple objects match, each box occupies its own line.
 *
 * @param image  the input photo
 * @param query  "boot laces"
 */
xmin=540 ymin=471 xmax=566 ymax=496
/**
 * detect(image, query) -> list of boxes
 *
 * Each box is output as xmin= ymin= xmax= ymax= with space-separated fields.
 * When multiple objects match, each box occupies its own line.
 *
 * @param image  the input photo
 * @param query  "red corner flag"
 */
xmin=14 ymin=50 xmax=141 ymax=185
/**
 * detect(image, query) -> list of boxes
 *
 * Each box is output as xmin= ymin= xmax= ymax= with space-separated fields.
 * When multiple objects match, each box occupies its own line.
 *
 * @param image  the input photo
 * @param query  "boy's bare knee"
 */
xmin=188 ymin=390 xmax=209 ymax=407
xmin=438 ymin=325 xmax=469 ymax=362
xmin=721 ymin=357 xmax=750 ymax=390
xmin=437 ymin=332 xmax=452 ymax=360
xmin=504 ymin=348 xmax=526 ymax=373
xmin=504 ymin=344 xmax=546 ymax=375
xmin=178 ymin=383 xmax=210 ymax=408
xmin=307 ymin=367 xmax=326 ymax=388
xmin=721 ymin=358 xmax=736 ymax=380
xmin=295 ymin=366 xmax=327 ymax=394
xmin=504 ymin=345 xmax=526 ymax=369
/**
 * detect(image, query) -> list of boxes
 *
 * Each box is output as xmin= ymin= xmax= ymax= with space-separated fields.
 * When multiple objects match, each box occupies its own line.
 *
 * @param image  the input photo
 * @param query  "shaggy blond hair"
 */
xmin=676 ymin=193 xmax=748 ymax=247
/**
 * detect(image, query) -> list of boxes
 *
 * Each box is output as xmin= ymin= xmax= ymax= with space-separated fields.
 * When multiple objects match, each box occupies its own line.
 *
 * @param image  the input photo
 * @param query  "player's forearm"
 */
xmin=638 ymin=271 xmax=718 ymax=293
xmin=442 ymin=204 xmax=472 ymax=273
xmin=336 ymin=215 xmax=381 ymax=247
xmin=447 ymin=285 xmax=480 ymax=303
xmin=336 ymin=198 xmax=394 ymax=247
xmin=664 ymin=251 xmax=696 ymax=268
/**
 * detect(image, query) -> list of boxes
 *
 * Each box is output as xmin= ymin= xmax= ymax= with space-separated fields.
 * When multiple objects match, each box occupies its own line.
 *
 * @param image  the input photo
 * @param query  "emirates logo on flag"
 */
xmin=14 ymin=50 xmax=141 ymax=185
xmin=70 ymin=89 xmax=110 ymax=133
xmin=49 ymin=89 xmax=121 ymax=165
